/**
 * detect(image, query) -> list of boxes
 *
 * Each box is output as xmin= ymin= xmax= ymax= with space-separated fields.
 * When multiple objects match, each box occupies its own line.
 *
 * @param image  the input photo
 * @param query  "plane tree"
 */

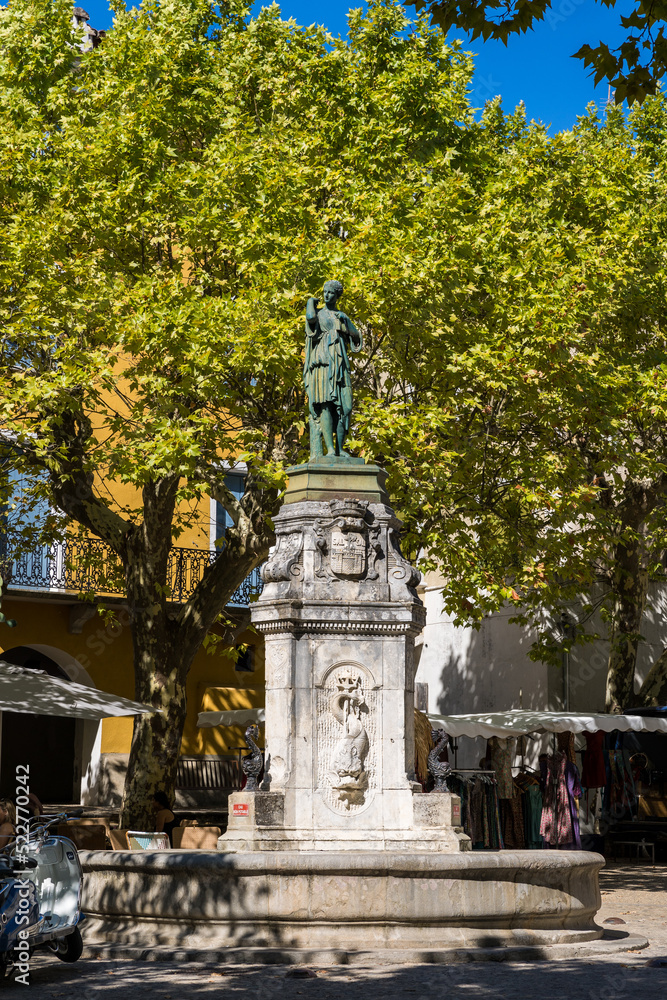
xmin=0 ymin=0 xmax=480 ymax=824
xmin=4 ymin=0 xmax=667 ymax=833
xmin=355 ymin=96 xmax=667 ymax=712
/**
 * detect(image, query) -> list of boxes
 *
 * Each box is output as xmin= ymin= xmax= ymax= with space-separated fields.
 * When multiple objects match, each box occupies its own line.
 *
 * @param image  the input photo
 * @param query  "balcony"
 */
xmin=0 ymin=537 xmax=262 ymax=607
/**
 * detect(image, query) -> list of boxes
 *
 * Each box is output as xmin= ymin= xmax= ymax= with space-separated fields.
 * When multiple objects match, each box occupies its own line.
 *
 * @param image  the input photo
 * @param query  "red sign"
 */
xmin=233 ymin=804 xmax=249 ymax=817
xmin=452 ymin=802 xmax=461 ymax=823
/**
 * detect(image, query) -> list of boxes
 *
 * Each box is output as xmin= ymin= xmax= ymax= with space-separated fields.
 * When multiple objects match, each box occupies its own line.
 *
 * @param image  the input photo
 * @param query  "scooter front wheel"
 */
xmin=49 ymin=927 xmax=83 ymax=963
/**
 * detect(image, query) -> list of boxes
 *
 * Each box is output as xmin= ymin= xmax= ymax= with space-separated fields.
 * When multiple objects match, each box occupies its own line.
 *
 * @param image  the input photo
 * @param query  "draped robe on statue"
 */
xmin=303 ymin=307 xmax=362 ymax=431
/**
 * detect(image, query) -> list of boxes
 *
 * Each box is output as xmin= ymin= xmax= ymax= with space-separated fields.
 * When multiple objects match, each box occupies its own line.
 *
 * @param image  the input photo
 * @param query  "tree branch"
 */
xmin=176 ymin=470 xmax=280 ymax=659
xmin=3 ymin=415 xmax=131 ymax=552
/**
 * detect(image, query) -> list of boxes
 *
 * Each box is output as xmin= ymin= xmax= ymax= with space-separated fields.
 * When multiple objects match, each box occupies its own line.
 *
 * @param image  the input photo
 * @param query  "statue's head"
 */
xmin=323 ymin=279 xmax=343 ymax=307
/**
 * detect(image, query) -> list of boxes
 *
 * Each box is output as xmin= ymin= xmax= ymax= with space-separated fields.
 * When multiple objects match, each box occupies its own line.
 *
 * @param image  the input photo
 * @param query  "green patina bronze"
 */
xmin=303 ymin=280 xmax=363 ymax=460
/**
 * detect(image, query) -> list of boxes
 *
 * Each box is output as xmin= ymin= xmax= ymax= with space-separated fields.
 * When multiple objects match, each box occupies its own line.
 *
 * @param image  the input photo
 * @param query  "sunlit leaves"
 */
xmin=353 ymin=94 xmax=667 ymax=668
xmin=0 ymin=0 xmax=475 ymax=535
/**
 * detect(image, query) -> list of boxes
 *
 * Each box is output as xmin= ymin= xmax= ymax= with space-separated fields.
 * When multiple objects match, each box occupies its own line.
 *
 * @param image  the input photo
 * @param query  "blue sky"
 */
xmin=83 ymin=1 xmax=631 ymax=132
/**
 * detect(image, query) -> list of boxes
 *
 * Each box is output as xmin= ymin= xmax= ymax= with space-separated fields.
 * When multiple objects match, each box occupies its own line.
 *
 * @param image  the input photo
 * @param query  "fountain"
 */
xmin=80 ymin=282 xmax=629 ymax=963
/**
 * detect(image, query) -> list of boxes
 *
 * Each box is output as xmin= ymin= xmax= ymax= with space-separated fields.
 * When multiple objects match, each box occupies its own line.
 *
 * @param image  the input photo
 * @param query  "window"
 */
xmin=214 ymin=473 xmax=245 ymax=548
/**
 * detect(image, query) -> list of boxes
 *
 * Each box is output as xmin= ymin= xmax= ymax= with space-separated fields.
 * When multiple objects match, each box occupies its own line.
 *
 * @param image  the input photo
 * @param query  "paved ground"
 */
xmin=5 ymin=862 xmax=667 ymax=999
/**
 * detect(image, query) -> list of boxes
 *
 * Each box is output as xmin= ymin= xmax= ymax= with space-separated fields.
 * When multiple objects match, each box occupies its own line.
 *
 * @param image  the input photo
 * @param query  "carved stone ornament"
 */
xmin=266 ymin=640 xmax=290 ymax=687
xmin=387 ymin=527 xmax=421 ymax=590
xmin=317 ymin=663 xmax=377 ymax=813
xmin=314 ymin=498 xmax=373 ymax=580
xmin=261 ymin=531 xmax=303 ymax=583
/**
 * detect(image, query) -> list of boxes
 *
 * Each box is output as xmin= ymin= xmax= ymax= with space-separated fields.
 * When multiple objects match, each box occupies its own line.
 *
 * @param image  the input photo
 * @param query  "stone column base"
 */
xmin=219 ymin=789 xmax=471 ymax=853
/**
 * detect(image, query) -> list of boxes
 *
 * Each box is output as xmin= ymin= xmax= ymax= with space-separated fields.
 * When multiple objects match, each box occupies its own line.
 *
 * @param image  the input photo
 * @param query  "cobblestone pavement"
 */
xmin=5 ymin=863 xmax=667 ymax=999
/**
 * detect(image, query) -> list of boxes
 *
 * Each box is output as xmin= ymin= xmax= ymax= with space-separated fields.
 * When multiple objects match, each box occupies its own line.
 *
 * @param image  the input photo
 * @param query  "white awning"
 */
xmin=427 ymin=709 xmax=667 ymax=739
xmin=198 ymin=707 xmax=265 ymax=729
xmin=0 ymin=662 xmax=157 ymax=720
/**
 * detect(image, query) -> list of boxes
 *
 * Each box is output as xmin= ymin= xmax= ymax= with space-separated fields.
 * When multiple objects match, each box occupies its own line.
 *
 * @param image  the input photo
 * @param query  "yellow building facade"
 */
xmin=0 ymin=479 xmax=265 ymax=807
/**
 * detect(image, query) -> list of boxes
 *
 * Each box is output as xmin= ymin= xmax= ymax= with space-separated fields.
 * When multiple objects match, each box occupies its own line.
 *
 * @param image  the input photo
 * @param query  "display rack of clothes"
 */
xmin=514 ymin=770 xmax=544 ymax=850
xmin=433 ymin=712 xmax=667 ymax=853
xmin=447 ymin=770 xmax=503 ymax=850
xmin=578 ymin=730 xmax=638 ymax=828
xmin=579 ymin=731 xmax=606 ymax=837
xmin=486 ymin=736 xmax=526 ymax=848
xmin=539 ymin=748 xmax=582 ymax=849
xmin=603 ymin=732 xmax=637 ymax=821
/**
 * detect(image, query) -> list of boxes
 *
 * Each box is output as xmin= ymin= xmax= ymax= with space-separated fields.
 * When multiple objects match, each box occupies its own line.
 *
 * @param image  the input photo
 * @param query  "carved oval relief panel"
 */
xmin=316 ymin=662 xmax=377 ymax=815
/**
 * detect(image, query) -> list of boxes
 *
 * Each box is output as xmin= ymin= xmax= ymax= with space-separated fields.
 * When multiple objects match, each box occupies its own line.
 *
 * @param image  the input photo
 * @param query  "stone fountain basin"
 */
xmin=79 ymin=849 xmax=607 ymax=959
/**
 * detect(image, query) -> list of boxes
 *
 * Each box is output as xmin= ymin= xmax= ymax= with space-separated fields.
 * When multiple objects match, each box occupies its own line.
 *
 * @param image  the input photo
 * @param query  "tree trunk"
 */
xmin=120 ymin=619 xmax=189 ymax=829
xmin=605 ymin=495 xmax=650 ymax=713
xmin=119 ymin=478 xmax=185 ymax=828
xmin=633 ymin=646 xmax=667 ymax=708
xmin=117 ymin=475 xmax=276 ymax=828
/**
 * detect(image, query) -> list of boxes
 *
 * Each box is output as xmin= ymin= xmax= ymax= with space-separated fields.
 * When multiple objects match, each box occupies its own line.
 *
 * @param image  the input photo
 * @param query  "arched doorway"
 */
xmin=0 ymin=645 xmax=99 ymax=805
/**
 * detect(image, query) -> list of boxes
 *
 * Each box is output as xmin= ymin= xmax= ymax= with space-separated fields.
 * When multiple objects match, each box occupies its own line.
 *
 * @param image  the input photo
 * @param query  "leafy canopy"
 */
xmin=0 ymin=0 xmax=476 ymax=574
xmin=4 ymin=0 xmax=667 ymax=705
xmin=354 ymin=93 xmax=667 ymax=689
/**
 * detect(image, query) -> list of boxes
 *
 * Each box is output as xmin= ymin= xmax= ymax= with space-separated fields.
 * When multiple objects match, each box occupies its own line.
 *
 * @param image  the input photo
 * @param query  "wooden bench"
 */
xmin=57 ymin=823 xmax=107 ymax=851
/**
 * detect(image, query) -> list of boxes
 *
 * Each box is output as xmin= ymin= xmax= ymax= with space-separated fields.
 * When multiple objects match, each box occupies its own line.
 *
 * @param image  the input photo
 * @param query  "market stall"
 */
xmin=427 ymin=709 xmax=667 ymax=855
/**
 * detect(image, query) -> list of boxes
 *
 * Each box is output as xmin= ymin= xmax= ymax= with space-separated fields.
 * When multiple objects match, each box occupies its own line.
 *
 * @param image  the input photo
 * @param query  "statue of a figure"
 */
xmin=304 ymin=280 xmax=363 ymax=459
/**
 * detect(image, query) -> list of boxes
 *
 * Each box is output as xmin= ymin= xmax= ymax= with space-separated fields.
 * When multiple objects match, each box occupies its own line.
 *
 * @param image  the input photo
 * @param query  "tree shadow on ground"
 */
xmin=599 ymin=862 xmax=667 ymax=894
xmin=7 ymin=954 xmax=667 ymax=1000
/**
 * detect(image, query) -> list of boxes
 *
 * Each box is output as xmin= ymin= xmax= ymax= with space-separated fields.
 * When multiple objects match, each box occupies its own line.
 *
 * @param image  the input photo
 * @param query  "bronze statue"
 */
xmin=304 ymin=280 xmax=362 ymax=459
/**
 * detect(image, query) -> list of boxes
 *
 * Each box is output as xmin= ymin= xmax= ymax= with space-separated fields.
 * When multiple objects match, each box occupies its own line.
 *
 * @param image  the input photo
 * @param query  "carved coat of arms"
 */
xmin=314 ymin=498 xmax=381 ymax=581
xmin=330 ymin=529 xmax=366 ymax=577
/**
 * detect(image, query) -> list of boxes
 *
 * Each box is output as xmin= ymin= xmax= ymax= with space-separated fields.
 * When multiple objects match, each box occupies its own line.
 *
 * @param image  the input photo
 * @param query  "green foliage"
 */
xmin=411 ymin=0 xmax=667 ymax=105
xmin=4 ymin=0 xmax=667 ymax=709
xmin=352 ymin=92 xmax=667 ymax=688
xmin=0 ymin=0 xmax=476 ymax=553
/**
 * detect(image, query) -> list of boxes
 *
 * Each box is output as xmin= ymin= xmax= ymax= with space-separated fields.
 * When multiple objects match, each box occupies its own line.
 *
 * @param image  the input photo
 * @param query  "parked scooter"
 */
xmin=0 ymin=811 xmax=86 ymax=978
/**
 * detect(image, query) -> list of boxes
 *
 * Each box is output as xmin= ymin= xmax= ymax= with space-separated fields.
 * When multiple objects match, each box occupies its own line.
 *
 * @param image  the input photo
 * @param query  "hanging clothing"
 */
xmin=582 ymin=731 xmax=606 ymax=788
xmin=523 ymin=783 xmax=544 ymax=849
xmin=487 ymin=736 xmax=516 ymax=799
xmin=557 ymin=731 xmax=577 ymax=766
xmin=471 ymin=774 xmax=504 ymax=849
xmin=602 ymin=732 xmax=637 ymax=820
xmin=449 ymin=773 xmax=503 ymax=850
xmin=500 ymin=786 xmax=525 ymax=849
xmin=604 ymin=748 xmax=637 ymax=820
xmin=540 ymin=751 xmax=582 ymax=849
xmin=583 ymin=787 xmax=603 ymax=836
xmin=515 ymin=772 xmax=543 ymax=849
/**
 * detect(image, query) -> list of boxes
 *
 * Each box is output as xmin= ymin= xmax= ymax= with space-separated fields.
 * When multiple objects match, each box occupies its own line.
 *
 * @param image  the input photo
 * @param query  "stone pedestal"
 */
xmin=220 ymin=460 xmax=468 ymax=853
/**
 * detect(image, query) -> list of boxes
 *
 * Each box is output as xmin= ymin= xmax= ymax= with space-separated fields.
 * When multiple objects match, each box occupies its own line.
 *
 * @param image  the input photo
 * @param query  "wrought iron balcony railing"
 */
xmin=0 ymin=536 xmax=262 ymax=607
